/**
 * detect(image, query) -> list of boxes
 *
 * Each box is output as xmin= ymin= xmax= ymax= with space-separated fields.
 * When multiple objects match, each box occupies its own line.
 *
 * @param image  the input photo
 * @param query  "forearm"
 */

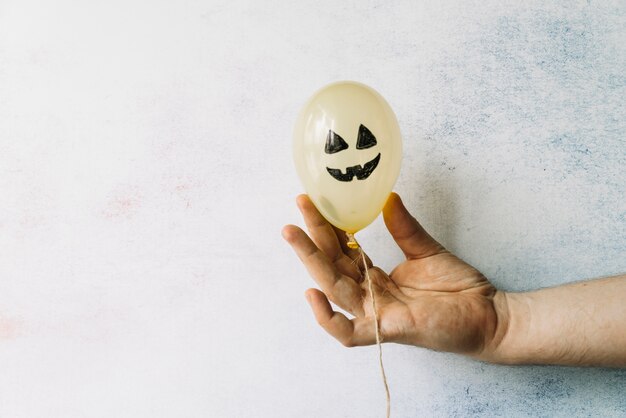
xmin=488 ymin=274 xmax=626 ymax=367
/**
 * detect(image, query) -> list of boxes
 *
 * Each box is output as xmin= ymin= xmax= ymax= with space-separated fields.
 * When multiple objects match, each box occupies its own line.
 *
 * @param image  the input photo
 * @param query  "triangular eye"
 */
xmin=356 ymin=124 xmax=377 ymax=149
xmin=325 ymin=130 xmax=349 ymax=154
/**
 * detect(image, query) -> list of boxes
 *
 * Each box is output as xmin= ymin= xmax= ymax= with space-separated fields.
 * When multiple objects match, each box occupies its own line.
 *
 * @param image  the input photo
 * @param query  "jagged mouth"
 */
xmin=326 ymin=153 xmax=381 ymax=182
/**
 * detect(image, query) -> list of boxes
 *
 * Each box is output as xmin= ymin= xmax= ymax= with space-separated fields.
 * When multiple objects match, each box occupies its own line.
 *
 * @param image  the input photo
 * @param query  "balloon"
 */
xmin=293 ymin=81 xmax=403 ymax=234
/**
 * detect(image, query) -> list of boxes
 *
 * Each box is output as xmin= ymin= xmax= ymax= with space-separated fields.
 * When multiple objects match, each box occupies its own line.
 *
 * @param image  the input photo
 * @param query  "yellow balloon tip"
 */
xmin=345 ymin=232 xmax=360 ymax=249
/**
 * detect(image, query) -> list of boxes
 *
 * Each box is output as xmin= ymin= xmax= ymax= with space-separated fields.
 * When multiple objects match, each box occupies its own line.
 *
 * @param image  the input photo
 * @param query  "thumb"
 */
xmin=382 ymin=193 xmax=445 ymax=259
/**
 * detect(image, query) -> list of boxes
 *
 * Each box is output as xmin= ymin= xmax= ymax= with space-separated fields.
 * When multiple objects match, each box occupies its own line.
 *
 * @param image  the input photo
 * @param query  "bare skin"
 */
xmin=282 ymin=193 xmax=626 ymax=367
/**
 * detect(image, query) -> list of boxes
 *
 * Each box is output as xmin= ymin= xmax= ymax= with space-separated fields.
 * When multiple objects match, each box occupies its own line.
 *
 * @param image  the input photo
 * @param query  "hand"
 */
xmin=282 ymin=193 xmax=505 ymax=360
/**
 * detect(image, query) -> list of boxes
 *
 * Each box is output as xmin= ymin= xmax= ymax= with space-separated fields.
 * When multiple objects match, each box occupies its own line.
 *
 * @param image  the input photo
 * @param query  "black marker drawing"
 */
xmin=326 ymin=153 xmax=380 ymax=182
xmin=325 ymin=124 xmax=381 ymax=182
xmin=356 ymin=124 xmax=377 ymax=149
xmin=325 ymin=130 xmax=349 ymax=154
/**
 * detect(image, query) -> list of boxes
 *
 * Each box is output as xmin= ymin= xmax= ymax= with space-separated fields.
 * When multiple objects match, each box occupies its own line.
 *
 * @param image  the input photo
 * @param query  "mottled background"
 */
xmin=1 ymin=0 xmax=625 ymax=417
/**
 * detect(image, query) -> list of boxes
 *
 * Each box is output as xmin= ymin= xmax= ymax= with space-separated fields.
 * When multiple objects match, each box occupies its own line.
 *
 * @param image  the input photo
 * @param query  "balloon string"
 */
xmin=346 ymin=233 xmax=391 ymax=418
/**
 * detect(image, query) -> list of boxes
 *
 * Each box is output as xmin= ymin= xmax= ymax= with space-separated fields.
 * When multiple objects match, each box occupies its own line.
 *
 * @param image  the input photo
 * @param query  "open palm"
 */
xmin=283 ymin=193 xmax=502 ymax=358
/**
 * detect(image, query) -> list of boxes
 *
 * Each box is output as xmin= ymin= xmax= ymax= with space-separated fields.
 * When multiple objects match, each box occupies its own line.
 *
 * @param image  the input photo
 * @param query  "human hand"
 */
xmin=282 ymin=193 xmax=506 ymax=360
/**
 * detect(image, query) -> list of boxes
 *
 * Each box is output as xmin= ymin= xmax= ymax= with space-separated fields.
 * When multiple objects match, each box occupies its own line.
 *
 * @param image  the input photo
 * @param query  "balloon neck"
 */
xmin=345 ymin=232 xmax=360 ymax=249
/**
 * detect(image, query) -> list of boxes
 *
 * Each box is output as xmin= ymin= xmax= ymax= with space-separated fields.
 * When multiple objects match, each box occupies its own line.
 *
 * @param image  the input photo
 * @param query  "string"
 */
xmin=347 ymin=232 xmax=391 ymax=418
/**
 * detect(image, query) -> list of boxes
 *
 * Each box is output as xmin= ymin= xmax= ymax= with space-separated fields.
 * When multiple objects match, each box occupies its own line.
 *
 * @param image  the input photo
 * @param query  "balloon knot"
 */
xmin=345 ymin=232 xmax=359 ymax=249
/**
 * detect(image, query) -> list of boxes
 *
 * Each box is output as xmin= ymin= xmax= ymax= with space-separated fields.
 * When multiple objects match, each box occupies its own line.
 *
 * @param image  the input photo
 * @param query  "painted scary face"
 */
xmin=325 ymin=124 xmax=381 ymax=182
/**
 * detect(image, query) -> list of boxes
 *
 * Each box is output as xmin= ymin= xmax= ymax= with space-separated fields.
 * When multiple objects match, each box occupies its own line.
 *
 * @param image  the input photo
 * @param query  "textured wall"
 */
xmin=0 ymin=1 xmax=624 ymax=417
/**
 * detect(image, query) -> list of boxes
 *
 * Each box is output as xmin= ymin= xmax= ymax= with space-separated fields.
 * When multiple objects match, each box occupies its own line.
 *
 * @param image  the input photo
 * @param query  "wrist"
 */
xmin=478 ymin=290 xmax=530 ymax=364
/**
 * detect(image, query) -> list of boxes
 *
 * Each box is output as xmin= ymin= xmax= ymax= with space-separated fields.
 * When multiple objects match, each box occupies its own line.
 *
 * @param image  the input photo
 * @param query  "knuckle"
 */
xmin=340 ymin=336 xmax=355 ymax=348
xmin=316 ymin=317 xmax=328 ymax=327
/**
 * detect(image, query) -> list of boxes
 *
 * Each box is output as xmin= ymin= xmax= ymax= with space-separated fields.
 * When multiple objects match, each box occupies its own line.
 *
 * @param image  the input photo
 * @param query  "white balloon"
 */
xmin=293 ymin=81 xmax=403 ymax=233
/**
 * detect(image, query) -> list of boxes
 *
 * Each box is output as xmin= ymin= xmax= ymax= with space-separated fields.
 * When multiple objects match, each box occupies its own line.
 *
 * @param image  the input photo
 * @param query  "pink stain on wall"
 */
xmin=174 ymin=182 xmax=192 ymax=208
xmin=0 ymin=317 xmax=22 ymax=340
xmin=170 ymin=176 xmax=202 ymax=209
xmin=174 ymin=183 xmax=189 ymax=192
xmin=102 ymin=188 xmax=142 ymax=219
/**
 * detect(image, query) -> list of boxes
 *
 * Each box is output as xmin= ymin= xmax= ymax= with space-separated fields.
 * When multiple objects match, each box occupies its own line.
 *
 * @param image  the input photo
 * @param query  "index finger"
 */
xmin=297 ymin=195 xmax=373 ymax=279
xmin=282 ymin=224 xmax=365 ymax=317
